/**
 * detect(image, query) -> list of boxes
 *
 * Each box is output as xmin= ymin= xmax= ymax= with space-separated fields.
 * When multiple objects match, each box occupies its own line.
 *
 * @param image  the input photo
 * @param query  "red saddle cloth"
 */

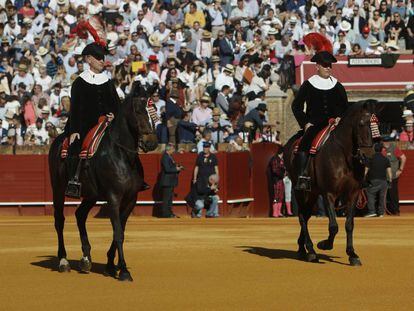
xmin=60 ymin=116 xmax=109 ymax=159
xmin=294 ymin=119 xmax=337 ymax=155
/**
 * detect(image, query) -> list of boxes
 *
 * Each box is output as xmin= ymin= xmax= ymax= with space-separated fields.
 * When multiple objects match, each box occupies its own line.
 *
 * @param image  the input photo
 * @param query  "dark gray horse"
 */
xmin=48 ymin=82 xmax=157 ymax=281
xmin=284 ymin=100 xmax=381 ymax=266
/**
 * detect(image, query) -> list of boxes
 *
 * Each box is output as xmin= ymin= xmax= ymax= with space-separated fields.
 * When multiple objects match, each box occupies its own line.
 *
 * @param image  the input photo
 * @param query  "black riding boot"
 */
xmin=295 ymin=152 xmax=311 ymax=191
xmin=65 ymin=156 xmax=83 ymax=198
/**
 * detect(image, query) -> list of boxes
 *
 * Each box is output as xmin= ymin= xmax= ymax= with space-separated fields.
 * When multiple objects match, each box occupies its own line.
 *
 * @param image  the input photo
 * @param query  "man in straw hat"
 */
xmin=215 ymin=64 xmax=235 ymax=94
xmin=64 ymin=42 xmax=120 ymax=197
xmin=292 ymin=33 xmax=349 ymax=191
xmin=11 ymin=63 xmax=34 ymax=93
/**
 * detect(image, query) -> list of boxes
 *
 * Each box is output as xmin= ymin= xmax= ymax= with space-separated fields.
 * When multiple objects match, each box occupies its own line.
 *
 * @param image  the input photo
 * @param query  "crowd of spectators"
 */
xmin=0 ymin=0 xmax=413 ymax=149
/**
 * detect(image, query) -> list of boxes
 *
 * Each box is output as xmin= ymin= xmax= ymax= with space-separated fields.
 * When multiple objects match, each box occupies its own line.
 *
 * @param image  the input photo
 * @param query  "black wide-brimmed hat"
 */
xmin=82 ymin=43 xmax=106 ymax=60
xmin=310 ymin=51 xmax=337 ymax=65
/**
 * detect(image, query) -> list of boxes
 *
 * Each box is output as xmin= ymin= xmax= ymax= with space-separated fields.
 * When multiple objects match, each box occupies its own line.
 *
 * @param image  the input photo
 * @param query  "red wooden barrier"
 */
xmin=1 ymin=147 xmax=412 ymax=216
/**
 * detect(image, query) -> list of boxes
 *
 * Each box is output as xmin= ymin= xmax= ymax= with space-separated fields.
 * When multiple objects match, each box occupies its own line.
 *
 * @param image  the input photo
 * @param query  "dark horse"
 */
xmin=284 ymin=100 xmax=380 ymax=266
xmin=48 ymin=81 xmax=158 ymax=281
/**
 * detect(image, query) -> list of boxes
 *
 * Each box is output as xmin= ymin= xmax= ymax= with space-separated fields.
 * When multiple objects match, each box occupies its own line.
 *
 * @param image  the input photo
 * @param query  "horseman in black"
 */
xmin=292 ymin=51 xmax=349 ymax=191
xmin=65 ymin=43 xmax=119 ymax=197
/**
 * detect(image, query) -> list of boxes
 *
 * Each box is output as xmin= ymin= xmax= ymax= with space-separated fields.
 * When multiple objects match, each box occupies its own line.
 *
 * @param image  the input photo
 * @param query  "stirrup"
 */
xmin=65 ymin=159 xmax=83 ymax=198
xmin=296 ymin=176 xmax=311 ymax=192
xmin=65 ymin=180 xmax=82 ymax=198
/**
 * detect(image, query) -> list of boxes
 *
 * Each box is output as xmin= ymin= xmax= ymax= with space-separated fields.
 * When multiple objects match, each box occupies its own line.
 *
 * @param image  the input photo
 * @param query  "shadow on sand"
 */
xmin=30 ymin=255 xmax=108 ymax=275
xmin=237 ymin=246 xmax=347 ymax=265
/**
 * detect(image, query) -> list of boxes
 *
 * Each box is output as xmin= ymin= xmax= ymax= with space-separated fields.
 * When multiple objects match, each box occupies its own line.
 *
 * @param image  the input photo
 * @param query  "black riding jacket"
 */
xmin=69 ymin=70 xmax=120 ymax=140
xmin=292 ymin=75 xmax=349 ymax=128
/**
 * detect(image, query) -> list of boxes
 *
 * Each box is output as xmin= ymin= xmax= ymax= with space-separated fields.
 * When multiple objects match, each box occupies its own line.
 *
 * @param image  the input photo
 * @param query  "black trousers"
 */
xmin=160 ymin=186 xmax=174 ymax=217
xmin=386 ymin=178 xmax=400 ymax=214
xmin=297 ymin=122 xmax=328 ymax=152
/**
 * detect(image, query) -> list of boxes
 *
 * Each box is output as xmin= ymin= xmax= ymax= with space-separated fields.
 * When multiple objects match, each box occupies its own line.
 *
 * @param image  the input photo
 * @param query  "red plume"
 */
xmin=303 ymin=32 xmax=333 ymax=54
xmin=69 ymin=15 xmax=107 ymax=48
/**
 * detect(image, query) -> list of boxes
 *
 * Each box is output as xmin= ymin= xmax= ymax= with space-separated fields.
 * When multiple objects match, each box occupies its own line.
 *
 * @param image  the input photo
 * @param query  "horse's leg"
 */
xmin=75 ymin=198 xmax=96 ymax=273
xmin=53 ymin=187 xmax=70 ymax=272
xmin=296 ymin=191 xmax=318 ymax=262
xmin=107 ymin=194 xmax=133 ymax=282
xmin=346 ymin=197 xmax=362 ymax=266
xmin=104 ymin=195 xmax=136 ymax=279
xmin=317 ymin=194 xmax=339 ymax=251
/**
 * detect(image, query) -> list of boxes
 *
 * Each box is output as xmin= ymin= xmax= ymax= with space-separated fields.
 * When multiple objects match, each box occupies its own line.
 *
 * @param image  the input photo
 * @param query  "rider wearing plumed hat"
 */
xmin=65 ymin=17 xmax=120 ymax=197
xmin=292 ymin=33 xmax=350 ymax=191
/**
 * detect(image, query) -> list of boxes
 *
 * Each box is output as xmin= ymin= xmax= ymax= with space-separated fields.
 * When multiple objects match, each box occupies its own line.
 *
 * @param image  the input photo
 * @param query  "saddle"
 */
xmin=293 ymin=119 xmax=337 ymax=155
xmin=61 ymin=116 xmax=109 ymax=159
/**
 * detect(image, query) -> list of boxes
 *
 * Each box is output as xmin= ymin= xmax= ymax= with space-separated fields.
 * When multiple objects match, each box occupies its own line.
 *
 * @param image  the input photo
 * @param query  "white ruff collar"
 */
xmin=308 ymin=75 xmax=337 ymax=90
xmin=80 ymin=69 xmax=109 ymax=85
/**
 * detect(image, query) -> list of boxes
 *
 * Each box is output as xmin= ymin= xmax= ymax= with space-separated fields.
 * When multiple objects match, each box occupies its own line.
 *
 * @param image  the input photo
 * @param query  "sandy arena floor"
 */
xmin=0 ymin=215 xmax=413 ymax=311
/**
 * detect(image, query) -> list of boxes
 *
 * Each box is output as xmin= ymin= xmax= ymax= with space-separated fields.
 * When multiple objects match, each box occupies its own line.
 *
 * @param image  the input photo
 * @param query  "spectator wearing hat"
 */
xmin=364 ymin=142 xmax=392 ymax=218
xmin=184 ymin=2 xmax=205 ymax=28
xmin=382 ymin=137 xmax=406 ymax=215
xmin=281 ymin=15 xmax=303 ymax=42
xmin=354 ymin=25 xmax=374 ymax=52
xmin=192 ymin=95 xmax=213 ymax=126
xmin=404 ymin=85 xmax=414 ymax=111
xmin=204 ymin=107 xmax=233 ymax=144
xmin=11 ymin=64 xmax=34 ymax=94
xmin=192 ymin=142 xmax=220 ymax=218
xmin=365 ymin=38 xmax=384 ymax=55
xmin=215 ymin=64 xmax=235 ymax=94
xmin=177 ymin=111 xmax=198 ymax=143
xmin=402 ymin=109 xmax=414 ymax=124
xmin=196 ymin=30 xmax=213 ymax=64
xmin=399 ymin=120 xmax=414 ymax=144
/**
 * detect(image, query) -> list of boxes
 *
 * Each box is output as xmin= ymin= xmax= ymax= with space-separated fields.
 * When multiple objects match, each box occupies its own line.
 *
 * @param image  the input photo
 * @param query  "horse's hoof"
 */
xmin=317 ymin=240 xmax=333 ymax=251
xmin=118 ymin=270 xmax=133 ymax=282
xmin=79 ymin=256 xmax=92 ymax=273
xmin=58 ymin=258 xmax=71 ymax=273
xmin=297 ymin=250 xmax=307 ymax=260
xmin=306 ymin=253 xmax=319 ymax=263
xmin=349 ymin=257 xmax=362 ymax=266
xmin=104 ymin=264 xmax=118 ymax=278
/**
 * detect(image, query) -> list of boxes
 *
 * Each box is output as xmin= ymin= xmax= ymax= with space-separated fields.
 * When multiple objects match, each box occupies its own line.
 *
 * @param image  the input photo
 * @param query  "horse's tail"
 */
xmin=48 ymin=134 xmax=67 ymax=187
xmin=283 ymin=132 xmax=303 ymax=181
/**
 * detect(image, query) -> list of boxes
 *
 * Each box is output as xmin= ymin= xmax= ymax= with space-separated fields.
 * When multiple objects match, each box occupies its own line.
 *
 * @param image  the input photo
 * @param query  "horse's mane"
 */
xmin=338 ymin=99 xmax=378 ymax=126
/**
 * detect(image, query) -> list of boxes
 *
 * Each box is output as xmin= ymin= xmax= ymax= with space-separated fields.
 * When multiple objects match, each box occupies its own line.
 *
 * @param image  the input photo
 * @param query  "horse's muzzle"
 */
xmin=139 ymin=134 xmax=158 ymax=152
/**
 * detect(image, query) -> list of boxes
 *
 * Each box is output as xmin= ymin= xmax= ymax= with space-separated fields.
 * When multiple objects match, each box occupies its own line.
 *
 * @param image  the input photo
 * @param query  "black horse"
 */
xmin=48 ymin=82 xmax=158 ymax=281
xmin=284 ymin=100 xmax=380 ymax=266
